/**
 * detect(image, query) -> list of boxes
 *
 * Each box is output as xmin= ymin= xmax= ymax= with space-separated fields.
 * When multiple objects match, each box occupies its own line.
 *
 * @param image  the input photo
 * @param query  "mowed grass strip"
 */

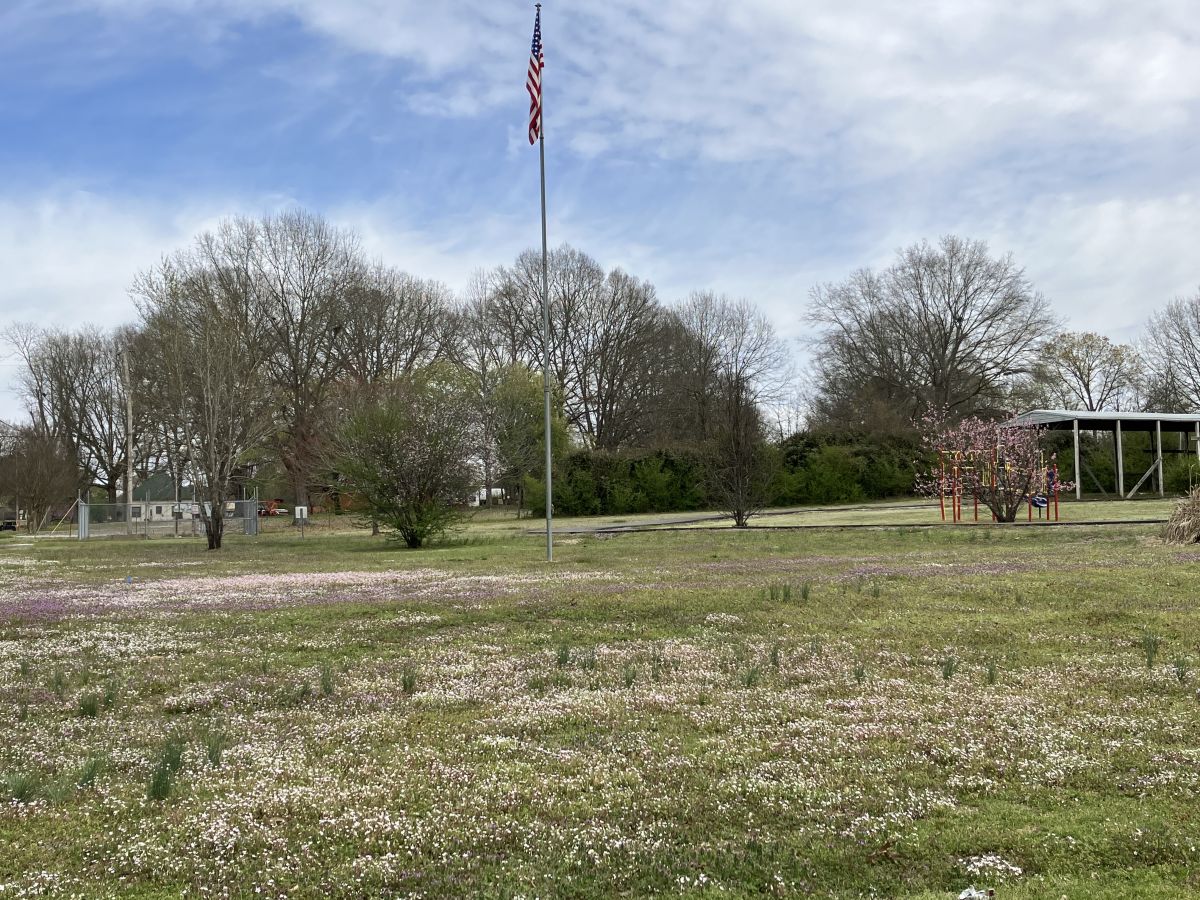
xmin=1 ymin=522 xmax=1198 ymax=898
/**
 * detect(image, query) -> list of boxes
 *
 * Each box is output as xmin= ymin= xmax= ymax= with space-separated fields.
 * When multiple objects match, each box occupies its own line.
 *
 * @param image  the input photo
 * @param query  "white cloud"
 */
xmin=55 ymin=0 xmax=1199 ymax=175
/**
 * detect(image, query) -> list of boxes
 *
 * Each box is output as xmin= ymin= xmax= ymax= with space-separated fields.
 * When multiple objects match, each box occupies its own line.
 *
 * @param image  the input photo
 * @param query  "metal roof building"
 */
xmin=1007 ymin=409 xmax=1200 ymax=500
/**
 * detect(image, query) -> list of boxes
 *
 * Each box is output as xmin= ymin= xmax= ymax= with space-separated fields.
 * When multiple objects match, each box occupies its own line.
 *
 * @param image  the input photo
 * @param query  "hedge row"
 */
xmin=524 ymin=433 xmax=921 ymax=517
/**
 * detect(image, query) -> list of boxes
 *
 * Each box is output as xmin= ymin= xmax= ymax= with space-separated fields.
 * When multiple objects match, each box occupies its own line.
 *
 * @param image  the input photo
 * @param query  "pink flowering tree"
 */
xmin=918 ymin=414 xmax=1066 ymax=523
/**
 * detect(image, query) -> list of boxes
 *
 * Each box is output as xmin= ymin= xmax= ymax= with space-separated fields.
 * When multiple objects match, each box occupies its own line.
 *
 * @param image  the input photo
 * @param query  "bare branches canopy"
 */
xmin=808 ymin=236 xmax=1056 ymax=430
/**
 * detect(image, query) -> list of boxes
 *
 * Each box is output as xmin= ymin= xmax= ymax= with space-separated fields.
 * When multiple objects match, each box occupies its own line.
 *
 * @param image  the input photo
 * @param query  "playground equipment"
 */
xmin=938 ymin=449 xmax=1060 ymax=523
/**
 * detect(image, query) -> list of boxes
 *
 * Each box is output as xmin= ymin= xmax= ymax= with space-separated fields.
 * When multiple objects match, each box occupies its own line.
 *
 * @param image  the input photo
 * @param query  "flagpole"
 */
xmin=537 ymin=3 xmax=553 ymax=563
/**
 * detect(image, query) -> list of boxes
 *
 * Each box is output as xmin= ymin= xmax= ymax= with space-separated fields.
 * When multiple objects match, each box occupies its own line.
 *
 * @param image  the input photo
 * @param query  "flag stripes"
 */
xmin=527 ymin=7 xmax=544 ymax=145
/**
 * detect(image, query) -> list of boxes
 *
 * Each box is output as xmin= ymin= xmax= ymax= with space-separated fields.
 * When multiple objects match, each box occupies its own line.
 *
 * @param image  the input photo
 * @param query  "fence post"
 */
xmin=77 ymin=498 xmax=89 ymax=540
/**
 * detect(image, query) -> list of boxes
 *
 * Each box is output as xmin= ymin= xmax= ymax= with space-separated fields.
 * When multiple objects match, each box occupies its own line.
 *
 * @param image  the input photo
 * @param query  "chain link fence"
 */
xmin=76 ymin=499 xmax=259 ymax=540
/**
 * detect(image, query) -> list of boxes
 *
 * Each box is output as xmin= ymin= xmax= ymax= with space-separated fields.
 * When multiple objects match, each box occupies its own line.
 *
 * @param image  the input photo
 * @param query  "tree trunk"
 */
xmin=205 ymin=510 xmax=224 ymax=550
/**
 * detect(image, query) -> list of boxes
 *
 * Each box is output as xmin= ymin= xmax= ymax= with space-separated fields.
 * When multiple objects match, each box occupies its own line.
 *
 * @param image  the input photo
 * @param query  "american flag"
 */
xmin=526 ymin=7 xmax=544 ymax=145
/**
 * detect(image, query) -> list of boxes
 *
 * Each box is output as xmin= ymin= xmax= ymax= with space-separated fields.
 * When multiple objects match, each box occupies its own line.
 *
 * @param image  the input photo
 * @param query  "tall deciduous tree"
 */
xmin=1040 ymin=331 xmax=1143 ymax=411
xmin=4 ymin=324 xmax=137 ymax=501
xmin=1145 ymin=292 xmax=1200 ymax=412
xmin=132 ymin=223 xmax=275 ymax=550
xmin=486 ymin=245 xmax=669 ymax=451
xmin=244 ymin=211 xmax=362 ymax=509
xmin=0 ymin=420 xmax=77 ymax=533
xmin=339 ymin=262 xmax=452 ymax=386
xmin=808 ymin=236 xmax=1056 ymax=430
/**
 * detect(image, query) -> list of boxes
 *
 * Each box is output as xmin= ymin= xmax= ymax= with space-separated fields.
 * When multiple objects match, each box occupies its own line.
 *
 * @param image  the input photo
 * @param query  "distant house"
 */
xmin=468 ymin=488 xmax=507 ymax=507
xmin=130 ymin=474 xmax=192 ymax=522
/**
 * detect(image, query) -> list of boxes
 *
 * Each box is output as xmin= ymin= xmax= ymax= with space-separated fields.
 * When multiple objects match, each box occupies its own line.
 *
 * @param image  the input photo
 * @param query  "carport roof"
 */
xmin=1008 ymin=409 xmax=1200 ymax=432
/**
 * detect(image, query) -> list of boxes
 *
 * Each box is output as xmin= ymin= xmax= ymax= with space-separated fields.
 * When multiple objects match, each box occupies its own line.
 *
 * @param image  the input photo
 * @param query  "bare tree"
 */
xmin=132 ymin=223 xmax=274 ymax=550
xmin=808 ymin=236 xmax=1056 ymax=428
xmin=339 ymin=263 xmax=453 ymax=385
xmin=572 ymin=269 xmax=667 ymax=450
xmin=487 ymin=246 xmax=672 ymax=450
xmin=0 ymin=420 xmax=77 ymax=533
xmin=706 ymin=373 xmax=778 ymax=527
xmin=447 ymin=273 xmax=507 ymax=507
xmin=1145 ymin=292 xmax=1200 ymax=412
xmin=4 ymin=324 xmax=136 ymax=502
xmin=244 ymin=211 xmax=362 ymax=509
xmin=1039 ymin=331 xmax=1144 ymax=411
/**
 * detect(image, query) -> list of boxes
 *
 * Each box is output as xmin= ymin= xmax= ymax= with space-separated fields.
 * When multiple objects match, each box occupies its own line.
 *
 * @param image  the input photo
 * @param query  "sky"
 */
xmin=1 ymin=0 xmax=1198 ymax=420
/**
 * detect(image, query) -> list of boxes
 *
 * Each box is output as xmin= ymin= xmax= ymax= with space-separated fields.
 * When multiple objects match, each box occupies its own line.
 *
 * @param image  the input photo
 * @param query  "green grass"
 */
xmin=1 ymin=510 xmax=1198 ymax=897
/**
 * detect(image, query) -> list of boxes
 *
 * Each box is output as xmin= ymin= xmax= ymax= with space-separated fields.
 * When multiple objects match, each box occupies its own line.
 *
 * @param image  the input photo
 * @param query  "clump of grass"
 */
xmin=650 ymin=650 xmax=667 ymax=682
xmin=808 ymin=637 xmax=823 ymax=658
xmin=76 ymin=755 xmax=105 ymax=788
xmin=579 ymin=649 xmax=597 ymax=671
xmin=17 ymin=659 xmax=31 ymax=678
xmin=1140 ymin=631 xmax=1161 ymax=669
xmin=43 ymin=779 xmax=74 ymax=805
xmin=555 ymin=643 xmax=571 ymax=668
xmin=940 ymin=655 xmax=959 ymax=682
xmin=295 ymin=682 xmax=313 ymax=704
xmin=527 ymin=674 xmax=549 ymax=695
xmin=147 ymin=737 xmax=186 ymax=802
xmin=985 ymin=660 xmax=999 ymax=685
xmin=50 ymin=668 xmax=67 ymax=699
xmin=320 ymin=664 xmax=335 ymax=697
xmin=205 ymin=732 xmax=228 ymax=768
xmin=103 ymin=682 xmax=117 ymax=708
xmin=401 ymin=668 xmax=418 ymax=695
xmin=769 ymin=644 xmax=782 ymax=670
xmin=77 ymin=693 xmax=101 ymax=718
xmin=1163 ymin=487 xmax=1200 ymax=543
xmin=147 ymin=763 xmax=173 ymax=802
xmin=765 ymin=582 xmax=793 ymax=603
xmin=623 ymin=664 xmax=636 ymax=689
xmin=800 ymin=582 xmax=811 ymax=602
xmin=17 ymin=702 xmax=29 ymax=722
xmin=853 ymin=661 xmax=866 ymax=685
xmin=161 ymin=737 xmax=185 ymax=772
xmin=1173 ymin=655 xmax=1190 ymax=684
xmin=740 ymin=666 xmax=761 ymax=689
xmin=870 ymin=582 xmax=882 ymax=599
xmin=5 ymin=772 xmax=41 ymax=803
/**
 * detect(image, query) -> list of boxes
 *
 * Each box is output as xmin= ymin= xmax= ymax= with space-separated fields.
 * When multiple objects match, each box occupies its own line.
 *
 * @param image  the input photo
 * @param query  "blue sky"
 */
xmin=2 ymin=0 xmax=1199 ymax=418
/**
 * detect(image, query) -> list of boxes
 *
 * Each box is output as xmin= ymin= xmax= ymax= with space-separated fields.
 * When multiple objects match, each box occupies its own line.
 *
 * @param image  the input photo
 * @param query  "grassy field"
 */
xmin=1 ymin=508 xmax=1198 ymax=898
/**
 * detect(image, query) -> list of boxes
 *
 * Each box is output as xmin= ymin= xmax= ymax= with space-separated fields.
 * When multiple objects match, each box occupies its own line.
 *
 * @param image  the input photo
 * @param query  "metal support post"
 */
xmin=1115 ymin=421 xmax=1125 ymax=498
xmin=1073 ymin=418 xmax=1081 ymax=500
xmin=1156 ymin=420 xmax=1164 ymax=497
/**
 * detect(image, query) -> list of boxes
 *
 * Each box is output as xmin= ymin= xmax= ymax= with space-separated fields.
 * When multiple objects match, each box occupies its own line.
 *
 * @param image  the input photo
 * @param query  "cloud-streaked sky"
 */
xmin=2 ymin=0 xmax=1198 ymax=418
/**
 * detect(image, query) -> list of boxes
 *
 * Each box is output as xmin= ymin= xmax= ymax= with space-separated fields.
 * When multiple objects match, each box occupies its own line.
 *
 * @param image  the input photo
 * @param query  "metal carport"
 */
xmin=1007 ymin=409 xmax=1200 ymax=500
